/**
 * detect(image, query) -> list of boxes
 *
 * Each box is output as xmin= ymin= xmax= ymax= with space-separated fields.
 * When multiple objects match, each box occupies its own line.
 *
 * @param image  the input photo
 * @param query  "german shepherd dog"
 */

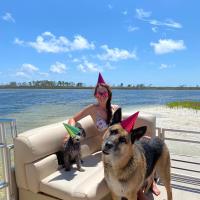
xmin=102 ymin=108 xmax=172 ymax=200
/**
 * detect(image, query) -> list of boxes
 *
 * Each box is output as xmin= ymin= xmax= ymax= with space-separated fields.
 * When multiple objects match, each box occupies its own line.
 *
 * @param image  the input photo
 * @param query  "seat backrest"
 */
xmin=130 ymin=112 xmax=156 ymax=137
xmin=14 ymin=115 xmax=101 ymax=190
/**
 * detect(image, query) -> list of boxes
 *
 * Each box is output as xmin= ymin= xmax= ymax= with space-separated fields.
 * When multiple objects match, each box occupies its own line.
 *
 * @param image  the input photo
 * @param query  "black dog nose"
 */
xmin=105 ymin=141 xmax=113 ymax=149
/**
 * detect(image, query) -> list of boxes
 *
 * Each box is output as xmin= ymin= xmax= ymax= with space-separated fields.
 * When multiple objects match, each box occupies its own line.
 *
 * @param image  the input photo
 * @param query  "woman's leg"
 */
xmin=151 ymin=179 xmax=161 ymax=196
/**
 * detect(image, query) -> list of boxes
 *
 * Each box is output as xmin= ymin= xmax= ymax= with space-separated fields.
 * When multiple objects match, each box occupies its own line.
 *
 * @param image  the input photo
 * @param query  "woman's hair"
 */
xmin=94 ymin=83 xmax=112 ymax=124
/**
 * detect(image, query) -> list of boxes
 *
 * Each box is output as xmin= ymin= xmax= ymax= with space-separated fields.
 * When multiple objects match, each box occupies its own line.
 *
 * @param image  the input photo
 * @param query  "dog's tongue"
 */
xmin=120 ymin=111 xmax=139 ymax=133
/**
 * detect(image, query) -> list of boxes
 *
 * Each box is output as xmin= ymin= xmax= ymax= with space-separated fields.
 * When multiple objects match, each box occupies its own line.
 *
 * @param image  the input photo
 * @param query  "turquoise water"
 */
xmin=0 ymin=89 xmax=200 ymax=156
xmin=0 ymin=89 xmax=200 ymax=133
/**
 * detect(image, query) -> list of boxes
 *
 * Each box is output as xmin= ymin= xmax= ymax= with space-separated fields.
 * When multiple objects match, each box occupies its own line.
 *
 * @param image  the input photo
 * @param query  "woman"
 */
xmin=67 ymin=72 xmax=119 ymax=132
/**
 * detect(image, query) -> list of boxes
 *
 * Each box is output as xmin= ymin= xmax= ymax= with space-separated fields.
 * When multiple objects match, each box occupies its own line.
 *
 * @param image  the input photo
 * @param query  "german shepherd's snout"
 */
xmin=103 ymin=141 xmax=114 ymax=154
xmin=102 ymin=108 xmax=172 ymax=200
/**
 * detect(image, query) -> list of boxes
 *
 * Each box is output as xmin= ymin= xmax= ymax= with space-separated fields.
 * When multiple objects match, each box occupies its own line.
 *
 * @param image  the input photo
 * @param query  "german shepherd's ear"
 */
xmin=110 ymin=107 xmax=122 ymax=126
xmin=130 ymin=126 xmax=147 ymax=144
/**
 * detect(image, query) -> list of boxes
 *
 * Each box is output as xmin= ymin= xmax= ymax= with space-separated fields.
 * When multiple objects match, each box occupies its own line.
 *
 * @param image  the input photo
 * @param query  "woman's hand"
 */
xmin=68 ymin=118 xmax=76 ymax=126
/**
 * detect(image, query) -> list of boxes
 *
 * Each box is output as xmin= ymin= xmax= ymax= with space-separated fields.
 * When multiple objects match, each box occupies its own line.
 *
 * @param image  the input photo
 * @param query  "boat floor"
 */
xmin=153 ymin=154 xmax=200 ymax=200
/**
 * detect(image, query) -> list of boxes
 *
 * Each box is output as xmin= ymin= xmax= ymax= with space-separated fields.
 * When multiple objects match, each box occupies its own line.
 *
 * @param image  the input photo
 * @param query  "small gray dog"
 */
xmin=63 ymin=127 xmax=86 ymax=171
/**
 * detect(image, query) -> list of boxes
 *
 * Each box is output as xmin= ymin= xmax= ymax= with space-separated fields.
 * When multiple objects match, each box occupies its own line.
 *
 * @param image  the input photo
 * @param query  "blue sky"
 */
xmin=0 ymin=0 xmax=200 ymax=86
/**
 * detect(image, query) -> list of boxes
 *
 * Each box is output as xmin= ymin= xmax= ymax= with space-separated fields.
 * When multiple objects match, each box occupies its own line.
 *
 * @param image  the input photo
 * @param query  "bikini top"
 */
xmin=96 ymin=113 xmax=108 ymax=132
xmin=95 ymin=105 xmax=119 ymax=132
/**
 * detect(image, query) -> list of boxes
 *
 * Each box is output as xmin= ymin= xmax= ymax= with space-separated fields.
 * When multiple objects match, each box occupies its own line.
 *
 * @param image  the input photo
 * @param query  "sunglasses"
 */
xmin=95 ymin=91 xmax=108 ymax=98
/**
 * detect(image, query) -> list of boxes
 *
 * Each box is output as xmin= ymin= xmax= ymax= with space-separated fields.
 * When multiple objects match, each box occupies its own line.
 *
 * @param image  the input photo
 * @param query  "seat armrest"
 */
xmin=25 ymin=154 xmax=58 ymax=193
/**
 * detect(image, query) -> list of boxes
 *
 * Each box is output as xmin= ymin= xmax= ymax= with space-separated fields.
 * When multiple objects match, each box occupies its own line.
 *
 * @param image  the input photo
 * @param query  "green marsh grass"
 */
xmin=166 ymin=101 xmax=200 ymax=110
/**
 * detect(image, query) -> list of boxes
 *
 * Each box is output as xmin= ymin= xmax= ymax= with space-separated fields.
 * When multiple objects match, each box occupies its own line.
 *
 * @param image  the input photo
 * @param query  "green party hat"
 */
xmin=63 ymin=123 xmax=80 ymax=137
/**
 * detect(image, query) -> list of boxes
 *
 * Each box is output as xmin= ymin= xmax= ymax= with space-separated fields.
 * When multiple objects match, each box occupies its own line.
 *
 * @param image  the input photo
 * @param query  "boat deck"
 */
xmin=154 ymin=154 xmax=200 ymax=200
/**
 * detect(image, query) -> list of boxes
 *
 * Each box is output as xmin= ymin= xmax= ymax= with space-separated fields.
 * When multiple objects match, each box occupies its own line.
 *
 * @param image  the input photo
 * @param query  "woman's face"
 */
xmin=95 ymin=85 xmax=109 ymax=105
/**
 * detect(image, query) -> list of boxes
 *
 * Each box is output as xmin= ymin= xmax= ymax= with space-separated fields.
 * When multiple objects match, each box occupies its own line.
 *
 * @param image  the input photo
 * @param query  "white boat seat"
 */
xmin=14 ymin=113 xmax=156 ymax=200
xmin=40 ymin=152 xmax=107 ymax=200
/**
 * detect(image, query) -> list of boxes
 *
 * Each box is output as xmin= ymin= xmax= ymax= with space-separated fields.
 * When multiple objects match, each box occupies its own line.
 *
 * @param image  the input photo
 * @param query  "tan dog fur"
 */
xmin=102 ymin=110 xmax=172 ymax=200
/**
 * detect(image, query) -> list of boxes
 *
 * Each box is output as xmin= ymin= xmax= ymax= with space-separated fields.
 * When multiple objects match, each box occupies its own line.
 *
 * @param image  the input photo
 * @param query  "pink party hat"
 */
xmin=120 ymin=111 xmax=139 ymax=133
xmin=97 ymin=72 xmax=106 ymax=84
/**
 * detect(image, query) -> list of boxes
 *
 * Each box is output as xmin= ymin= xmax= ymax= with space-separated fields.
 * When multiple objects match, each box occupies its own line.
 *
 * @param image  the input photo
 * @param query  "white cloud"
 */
xmin=15 ymin=63 xmax=50 ymax=78
xmin=108 ymin=4 xmax=113 ymax=9
xmin=15 ymin=63 xmax=39 ymax=78
xmin=72 ymin=58 xmax=80 ymax=63
xmin=2 ymin=12 xmax=15 ymax=23
xmin=136 ymin=9 xmax=151 ymax=19
xmin=16 ymin=72 xmax=29 ymax=78
xmin=21 ymin=63 xmax=39 ymax=73
xmin=128 ymin=25 xmax=139 ymax=32
xmin=150 ymin=39 xmax=186 ymax=54
xmin=122 ymin=11 xmax=128 ymax=15
xmin=50 ymin=62 xmax=67 ymax=74
xmin=98 ymin=45 xmax=136 ymax=61
xmin=70 ymin=35 xmax=95 ymax=50
xmin=159 ymin=64 xmax=168 ymax=69
xmin=159 ymin=63 xmax=175 ymax=69
xmin=77 ymin=60 xmax=100 ymax=73
xmin=16 ymin=32 xmax=95 ymax=53
xmin=136 ymin=8 xmax=182 ymax=29
xmin=14 ymin=38 xmax=24 ymax=45
xmin=152 ymin=27 xmax=158 ymax=33
xmin=104 ymin=62 xmax=116 ymax=70
xmin=78 ymin=64 xmax=87 ymax=73
xmin=39 ymin=72 xmax=49 ymax=77
xmin=149 ymin=19 xmax=182 ymax=29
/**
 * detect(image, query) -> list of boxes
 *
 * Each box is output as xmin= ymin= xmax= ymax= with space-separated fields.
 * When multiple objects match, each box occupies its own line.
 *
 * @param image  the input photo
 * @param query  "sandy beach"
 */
xmin=124 ymin=105 xmax=200 ymax=132
xmin=124 ymin=105 xmax=200 ymax=156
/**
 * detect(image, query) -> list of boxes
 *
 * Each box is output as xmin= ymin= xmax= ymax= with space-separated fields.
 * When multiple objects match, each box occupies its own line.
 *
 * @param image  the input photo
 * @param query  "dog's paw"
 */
xmin=78 ymin=167 xmax=85 ymax=172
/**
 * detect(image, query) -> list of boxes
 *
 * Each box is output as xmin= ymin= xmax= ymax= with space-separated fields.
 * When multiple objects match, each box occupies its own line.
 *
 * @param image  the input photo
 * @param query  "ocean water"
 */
xmin=0 ymin=89 xmax=200 ymax=156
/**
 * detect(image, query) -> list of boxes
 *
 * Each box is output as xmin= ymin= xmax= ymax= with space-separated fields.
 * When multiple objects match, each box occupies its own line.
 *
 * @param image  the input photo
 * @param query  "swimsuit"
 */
xmin=95 ymin=105 xmax=119 ymax=132
xmin=96 ymin=113 xmax=108 ymax=131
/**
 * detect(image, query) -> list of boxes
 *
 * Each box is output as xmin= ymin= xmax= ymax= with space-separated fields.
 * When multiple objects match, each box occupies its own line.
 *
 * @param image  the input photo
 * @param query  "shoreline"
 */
xmin=2 ymin=104 xmax=200 ymax=132
xmin=1 ymin=87 xmax=200 ymax=90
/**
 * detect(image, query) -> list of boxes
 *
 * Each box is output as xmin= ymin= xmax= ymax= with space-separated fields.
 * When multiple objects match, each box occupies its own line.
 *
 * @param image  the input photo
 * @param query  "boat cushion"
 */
xmin=40 ymin=152 xmax=108 ymax=200
xmin=14 ymin=115 xmax=102 ymax=190
xmin=25 ymin=154 xmax=59 ymax=193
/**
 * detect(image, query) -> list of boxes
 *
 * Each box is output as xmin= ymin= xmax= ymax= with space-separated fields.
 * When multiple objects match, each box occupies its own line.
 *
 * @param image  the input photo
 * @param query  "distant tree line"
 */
xmin=0 ymin=80 xmax=86 ymax=88
xmin=0 ymin=80 xmax=199 ymax=90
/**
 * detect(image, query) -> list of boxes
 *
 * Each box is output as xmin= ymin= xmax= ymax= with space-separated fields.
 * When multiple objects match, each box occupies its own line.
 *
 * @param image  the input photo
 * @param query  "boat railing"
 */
xmin=0 ymin=121 xmax=200 ymax=200
xmin=156 ymin=127 xmax=200 ymax=165
xmin=156 ymin=127 xmax=200 ymax=144
xmin=156 ymin=127 xmax=200 ymax=195
xmin=0 ymin=119 xmax=17 ymax=200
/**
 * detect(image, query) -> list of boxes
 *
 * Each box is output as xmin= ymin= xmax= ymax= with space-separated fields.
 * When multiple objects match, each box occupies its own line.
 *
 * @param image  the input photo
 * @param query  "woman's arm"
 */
xmin=64 ymin=104 xmax=94 ymax=143
xmin=68 ymin=104 xmax=94 ymax=125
